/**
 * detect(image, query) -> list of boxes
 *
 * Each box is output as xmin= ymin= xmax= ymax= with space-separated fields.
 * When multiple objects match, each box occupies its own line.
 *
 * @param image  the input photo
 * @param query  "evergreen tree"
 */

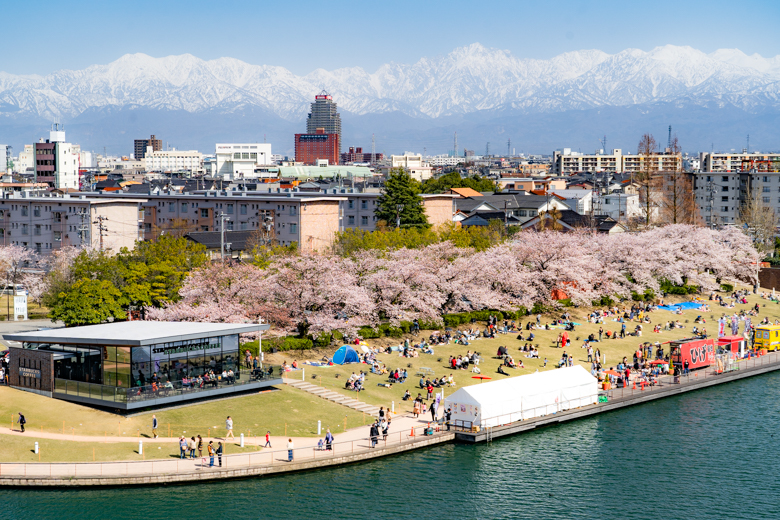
xmin=375 ymin=168 xmax=429 ymax=228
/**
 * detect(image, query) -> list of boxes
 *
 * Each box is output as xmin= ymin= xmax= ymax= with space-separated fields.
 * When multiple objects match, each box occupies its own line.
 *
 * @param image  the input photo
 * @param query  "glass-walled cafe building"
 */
xmin=5 ymin=321 xmax=277 ymax=410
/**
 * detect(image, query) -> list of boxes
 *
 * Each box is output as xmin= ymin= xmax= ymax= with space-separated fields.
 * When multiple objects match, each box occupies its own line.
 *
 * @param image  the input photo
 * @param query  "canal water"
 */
xmin=3 ymin=372 xmax=780 ymax=520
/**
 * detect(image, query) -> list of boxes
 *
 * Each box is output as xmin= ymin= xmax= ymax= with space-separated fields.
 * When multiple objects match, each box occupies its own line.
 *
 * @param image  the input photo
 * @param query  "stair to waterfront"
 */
xmin=284 ymin=380 xmax=381 ymax=416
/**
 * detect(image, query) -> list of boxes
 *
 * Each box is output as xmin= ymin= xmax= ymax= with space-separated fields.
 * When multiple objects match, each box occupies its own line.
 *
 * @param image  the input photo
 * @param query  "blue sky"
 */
xmin=2 ymin=0 xmax=779 ymax=75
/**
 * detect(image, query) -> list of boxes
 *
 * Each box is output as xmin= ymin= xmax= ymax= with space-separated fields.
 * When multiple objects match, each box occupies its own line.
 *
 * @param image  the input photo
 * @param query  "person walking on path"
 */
xmin=378 ymin=406 xmax=385 ymax=421
xmin=17 ymin=412 xmax=25 ymax=433
xmin=430 ymin=400 xmax=438 ymax=422
xmin=216 ymin=441 xmax=223 ymax=467
xmin=197 ymin=435 xmax=203 ymax=457
xmin=264 ymin=431 xmax=272 ymax=448
xmin=189 ymin=437 xmax=197 ymax=458
xmin=207 ymin=441 xmax=215 ymax=467
xmin=325 ymin=429 xmax=334 ymax=451
xmin=413 ymin=395 xmax=422 ymax=417
xmin=445 ymin=407 xmax=452 ymax=431
xmin=225 ymin=416 xmax=234 ymax=440
xmin=369 ymin=421 xmax=379 ymax=448
xmin=179 ymin=437 xmax=187 ymax=459
xmin=152 ymin=415 xmax=158 ymax=438
xmin=287 ymin=439 xmax=294 ymax=462
xmin=382 ymin=419 xmax=390 ymax=441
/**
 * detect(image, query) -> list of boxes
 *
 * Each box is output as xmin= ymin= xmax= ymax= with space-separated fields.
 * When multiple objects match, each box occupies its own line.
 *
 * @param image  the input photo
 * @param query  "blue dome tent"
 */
xmin=332 ymin=344 xmax=360 ymax=365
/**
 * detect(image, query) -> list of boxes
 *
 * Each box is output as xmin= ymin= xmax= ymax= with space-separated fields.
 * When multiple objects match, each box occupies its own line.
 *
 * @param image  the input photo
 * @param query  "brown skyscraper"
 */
xmin=134 ymin=134 xmax=162 ymax=159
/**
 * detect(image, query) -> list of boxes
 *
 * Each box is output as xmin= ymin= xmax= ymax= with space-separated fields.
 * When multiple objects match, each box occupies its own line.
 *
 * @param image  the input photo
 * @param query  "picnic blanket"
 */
xmin=658 ymin=302 xmax=702 ymax=312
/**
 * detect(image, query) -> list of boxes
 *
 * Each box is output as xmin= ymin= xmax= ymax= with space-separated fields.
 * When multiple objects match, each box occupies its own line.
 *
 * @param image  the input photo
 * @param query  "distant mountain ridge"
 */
xmin=1 ymin=43 xmax=779 ymax=154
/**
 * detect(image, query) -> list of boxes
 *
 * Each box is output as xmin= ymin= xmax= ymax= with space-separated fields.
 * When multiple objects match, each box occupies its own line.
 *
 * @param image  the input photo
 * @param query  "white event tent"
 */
xmin=443 ymin=365 xmax=598 ymax=428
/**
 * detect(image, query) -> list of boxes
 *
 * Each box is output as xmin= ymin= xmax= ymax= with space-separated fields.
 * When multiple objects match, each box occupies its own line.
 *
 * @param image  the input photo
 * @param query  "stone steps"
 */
xmin=284 ymin=379 xmax=380 ymax=416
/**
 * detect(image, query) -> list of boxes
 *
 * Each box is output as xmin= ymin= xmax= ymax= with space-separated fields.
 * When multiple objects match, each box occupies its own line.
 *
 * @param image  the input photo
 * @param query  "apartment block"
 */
xmin=699 ymin=152 xmax=780 ymax=172
xmin=0 ymin=193 xmax=143 ymax=254
xmin=134 ymin=135 xmax=162 ymax=160
xmin=552 ymin=148 xmax=682 ymax=175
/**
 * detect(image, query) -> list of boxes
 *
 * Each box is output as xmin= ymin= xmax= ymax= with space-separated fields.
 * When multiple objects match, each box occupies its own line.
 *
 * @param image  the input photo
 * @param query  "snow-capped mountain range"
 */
xmin=3 ymin=43 xmax=780 ymax=121
xmin=1 ymin=43 xmax=779 ymax=154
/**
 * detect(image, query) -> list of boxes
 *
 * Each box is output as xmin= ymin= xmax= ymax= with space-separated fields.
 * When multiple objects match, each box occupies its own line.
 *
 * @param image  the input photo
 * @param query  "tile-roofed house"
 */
xmin=520 ymin=210 xmax=626 ymax=234
xmin=185 ymin=230 xmax=256 ymax=260
xmin=447 ymin=187 xmax=484 ymax=198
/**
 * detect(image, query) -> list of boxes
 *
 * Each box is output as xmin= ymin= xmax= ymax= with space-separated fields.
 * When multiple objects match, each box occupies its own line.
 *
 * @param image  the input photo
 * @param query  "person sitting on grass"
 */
xmin=497 ymin=365 xmax=509 ymax=376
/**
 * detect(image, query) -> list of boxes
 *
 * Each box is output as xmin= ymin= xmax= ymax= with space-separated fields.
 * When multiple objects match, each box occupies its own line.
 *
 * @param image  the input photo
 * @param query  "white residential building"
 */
xmin=215 ymin=143 xmax=273 ymax=180
xmin=552 ymin=148 xmax=682 ymax=175
xmin=33 ymin=128 xmax=80 ymax=190
xmin=15 ymin=145 xmax=35 ymax=173
xmin=144 ymin=148 xmax=202 ymax=172
xmin=601 ymin=193 xmax=641 ymax=221
xmin=699 ymin=151 xmax=780 ymax=172
xmin=390 ymin=152 xmax=433 ymax=181
xmin=426 ymin=155 xmax=462 ymax=167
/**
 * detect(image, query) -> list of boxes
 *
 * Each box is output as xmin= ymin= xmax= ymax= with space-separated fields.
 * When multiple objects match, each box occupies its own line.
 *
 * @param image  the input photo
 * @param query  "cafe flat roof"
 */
xmin=3 ymin=321 xmax=270 ymax=346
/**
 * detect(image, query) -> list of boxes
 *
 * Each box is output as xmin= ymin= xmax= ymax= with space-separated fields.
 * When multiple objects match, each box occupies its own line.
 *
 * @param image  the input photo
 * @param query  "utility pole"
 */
xmin=217 ymin=212 xmax=230 ymax=262
xmin=93 ymin=215 xmax=108 ymax=251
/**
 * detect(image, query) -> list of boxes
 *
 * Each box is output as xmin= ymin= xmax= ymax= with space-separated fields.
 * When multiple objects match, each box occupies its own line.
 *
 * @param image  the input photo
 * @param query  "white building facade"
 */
xmin=215 ymin=143 xmax=273 ymax=180
xmin=390 ymin=153 xmax=433 ymax=181
xmin=144 ymin=148 xmax=202 ymax=172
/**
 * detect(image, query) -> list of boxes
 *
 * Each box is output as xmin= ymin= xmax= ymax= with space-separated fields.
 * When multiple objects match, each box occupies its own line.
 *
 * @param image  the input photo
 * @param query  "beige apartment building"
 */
xmin=699 ymin=152 xmax=780 ymax=172
xmin=0 ymin=193 xmax=143 ymax=254
xmin=552 ymin=148 xmax=682 ymax=175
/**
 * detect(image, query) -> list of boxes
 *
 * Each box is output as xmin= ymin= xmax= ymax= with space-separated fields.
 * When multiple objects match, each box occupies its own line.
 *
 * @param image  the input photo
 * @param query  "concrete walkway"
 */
xmin=284 ymin=378 xmax=381 ymax=416
xmin=0 ymin=413 xmax=452 ymax=486
xmin=0 ymin=412 xmax=431 ymax=449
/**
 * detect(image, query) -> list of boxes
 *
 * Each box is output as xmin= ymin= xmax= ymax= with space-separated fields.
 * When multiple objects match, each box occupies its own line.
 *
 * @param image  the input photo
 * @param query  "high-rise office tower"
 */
xmin=306 ymin=92 xmax=341 ymax=154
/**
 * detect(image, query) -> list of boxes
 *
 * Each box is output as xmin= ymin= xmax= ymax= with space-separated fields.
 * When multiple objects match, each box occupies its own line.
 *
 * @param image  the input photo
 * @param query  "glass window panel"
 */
xmin=102 ymin=346 xmax=117 ymax=386
xmin=131 ymin=346 xmax=151 ymax=387
xmin=151 ymin=344 xmax=168 ymax=383
xmin=116 ymin=346 xmax=132 ymax=388
xmin=188 ymin=352 xmax=206 ymax=378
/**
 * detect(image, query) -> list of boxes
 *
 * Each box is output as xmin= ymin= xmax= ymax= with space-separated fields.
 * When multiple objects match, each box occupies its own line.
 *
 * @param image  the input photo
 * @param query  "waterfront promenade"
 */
xmin=0 ymin=414 xmax=453 ymax=486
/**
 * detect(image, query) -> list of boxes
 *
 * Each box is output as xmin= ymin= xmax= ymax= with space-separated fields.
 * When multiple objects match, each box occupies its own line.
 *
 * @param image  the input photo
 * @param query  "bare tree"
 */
xmin=654 ymin=135 xmax=701 ymax=225
xmin=737 ymin=181 xmax=778 ymax=258
xmin=636 ymin=133 xmax=658 ymax=228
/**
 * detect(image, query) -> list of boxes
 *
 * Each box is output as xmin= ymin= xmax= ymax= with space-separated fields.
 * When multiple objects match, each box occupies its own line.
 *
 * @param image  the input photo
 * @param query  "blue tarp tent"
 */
xmin=332 ymin=345 xmax=360 ymax=365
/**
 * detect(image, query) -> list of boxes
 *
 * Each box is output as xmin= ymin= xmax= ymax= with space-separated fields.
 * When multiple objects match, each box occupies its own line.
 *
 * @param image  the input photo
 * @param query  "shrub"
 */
xmin=313 ymin=333 xmax=332 ymax=348
xmin=592 ymin=296 xmax=614 ymax=307
xmin=358 ymin=326 xmax=381 ymax=339
xmin=243 ymin=336 xmax=314 ymax=353
xmin=720 ymin=283 xmax=734 ymax=292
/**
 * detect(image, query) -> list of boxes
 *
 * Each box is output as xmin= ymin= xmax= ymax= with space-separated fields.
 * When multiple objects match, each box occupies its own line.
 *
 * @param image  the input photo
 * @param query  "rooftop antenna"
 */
xmin=507 ymin=138 xmax=511 ymax=157
xmin=371 ymin=133 xmax=376 ymax=164
xmin=599 ymin=135 xmax=607 ymax=153
xmin=747 ymin=134 xmax=750 ymax=154
xmin=668 ymin=125 xmax=672 ymax=150
xmin=264 ymin=134 xmax=266 ymax=143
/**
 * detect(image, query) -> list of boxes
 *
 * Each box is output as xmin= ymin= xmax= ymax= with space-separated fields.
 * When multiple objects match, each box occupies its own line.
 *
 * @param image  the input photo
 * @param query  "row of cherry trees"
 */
xmin=148 ymin=225 xmax=760 ymax=336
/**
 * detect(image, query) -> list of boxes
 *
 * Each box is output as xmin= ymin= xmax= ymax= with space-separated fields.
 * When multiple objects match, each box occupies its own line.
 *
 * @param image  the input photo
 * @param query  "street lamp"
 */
xmin=395 ymin=204 xmax=404 ymax=229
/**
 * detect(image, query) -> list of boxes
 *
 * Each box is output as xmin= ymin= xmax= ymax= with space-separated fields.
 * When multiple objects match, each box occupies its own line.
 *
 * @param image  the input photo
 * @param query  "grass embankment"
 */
xmin=0 ymin=435 xmax=260 ymax=463
xmin=0 ymin=385 xmax=363 ymax=441
xmin=280 ymin=288 xmax=777 ymax=409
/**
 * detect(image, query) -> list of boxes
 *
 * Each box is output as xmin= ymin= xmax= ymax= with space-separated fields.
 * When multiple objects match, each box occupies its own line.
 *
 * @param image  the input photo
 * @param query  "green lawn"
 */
xmin=295 ymin=285 xmax=774 ymax=410
xmin=0 ymin=434 xmax=260 ymax=463
xmin=0 ymin=385 xmax=364 ymax=440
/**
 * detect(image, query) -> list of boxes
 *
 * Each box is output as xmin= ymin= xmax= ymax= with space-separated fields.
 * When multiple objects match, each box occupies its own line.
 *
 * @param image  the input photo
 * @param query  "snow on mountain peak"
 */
xmin=1 ymin=44 xmax=779 ymax=121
